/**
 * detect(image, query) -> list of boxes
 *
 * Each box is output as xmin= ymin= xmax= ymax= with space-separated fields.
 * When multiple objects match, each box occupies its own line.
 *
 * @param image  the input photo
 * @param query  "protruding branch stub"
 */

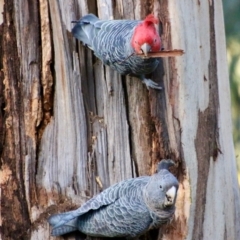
xmin=137 ymin=49 xmax=184 ymax=58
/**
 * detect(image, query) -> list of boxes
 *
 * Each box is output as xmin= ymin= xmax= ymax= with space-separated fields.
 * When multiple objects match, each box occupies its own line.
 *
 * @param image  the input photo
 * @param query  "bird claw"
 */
xmin=142 ymin=78 xmax=162 ymax=90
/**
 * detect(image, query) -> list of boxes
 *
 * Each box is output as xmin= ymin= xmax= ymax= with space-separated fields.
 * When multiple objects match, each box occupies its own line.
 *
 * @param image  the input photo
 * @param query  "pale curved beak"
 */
xmin=164 ymin=186 xmax=177 ymax=206
xmin=140 ymin=43 xmax=151 ymax=56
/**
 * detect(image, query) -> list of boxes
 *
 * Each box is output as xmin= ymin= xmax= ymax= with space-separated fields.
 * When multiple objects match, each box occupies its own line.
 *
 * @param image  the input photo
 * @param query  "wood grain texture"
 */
xmin=1 ymin=0 xmax=240 ymax=240
xmin=137 ymin=50 xmax=184 ymax=58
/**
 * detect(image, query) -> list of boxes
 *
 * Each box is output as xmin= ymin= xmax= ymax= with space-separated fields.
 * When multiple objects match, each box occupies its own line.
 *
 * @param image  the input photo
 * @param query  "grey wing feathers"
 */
xmin=49 ymin=177 xmax=148 ymax=229
xmin=91 ymin=20 xmax=137 ymax=66
xmin=72 ymin=14 xmax=138 ymax=68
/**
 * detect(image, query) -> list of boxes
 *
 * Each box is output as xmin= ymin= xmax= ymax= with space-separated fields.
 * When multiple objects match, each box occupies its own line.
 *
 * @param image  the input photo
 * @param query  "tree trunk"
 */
xmin=1 ymin=0 xmax=240 ymax=240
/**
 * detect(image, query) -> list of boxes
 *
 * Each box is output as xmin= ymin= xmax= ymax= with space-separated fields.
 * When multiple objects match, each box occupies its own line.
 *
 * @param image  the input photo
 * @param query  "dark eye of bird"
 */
xmin=154 ymin=38 xmax=157 ymax=42
xmin=159 ymin=185 xmax=162 ymax=189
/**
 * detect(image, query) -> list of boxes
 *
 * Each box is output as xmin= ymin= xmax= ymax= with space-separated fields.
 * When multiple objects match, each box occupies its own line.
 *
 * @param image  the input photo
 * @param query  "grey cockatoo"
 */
xmin=71 ymin=14 xmax=162 ymax=89
xmin=48 ymin=159 xmax=179 ymax=238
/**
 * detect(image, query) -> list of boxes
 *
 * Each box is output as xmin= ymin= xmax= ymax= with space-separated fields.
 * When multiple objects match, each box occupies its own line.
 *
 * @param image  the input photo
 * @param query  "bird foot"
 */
xmin=142 ymin=78 xmax=162 ymax=90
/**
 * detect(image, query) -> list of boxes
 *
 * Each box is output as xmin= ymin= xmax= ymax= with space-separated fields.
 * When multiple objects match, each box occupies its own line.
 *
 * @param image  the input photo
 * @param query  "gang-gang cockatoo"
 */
xmin=72 ymin=14 xmax=162 ymax=89
xmin=48 ymin=159 xmax=179 ymax=238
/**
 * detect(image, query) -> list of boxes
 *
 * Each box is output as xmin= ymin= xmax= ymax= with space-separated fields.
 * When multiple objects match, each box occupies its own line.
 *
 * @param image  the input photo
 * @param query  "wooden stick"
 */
xmin=137 ymin=49 xmax=184 ymax=58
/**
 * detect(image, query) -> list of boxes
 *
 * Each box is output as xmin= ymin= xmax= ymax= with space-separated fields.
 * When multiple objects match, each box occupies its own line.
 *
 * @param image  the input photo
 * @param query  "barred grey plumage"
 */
xmin=48 ymin=159 xmax=179 ymax=238
xmin=72 ymin=14 xmax=162 ymax=89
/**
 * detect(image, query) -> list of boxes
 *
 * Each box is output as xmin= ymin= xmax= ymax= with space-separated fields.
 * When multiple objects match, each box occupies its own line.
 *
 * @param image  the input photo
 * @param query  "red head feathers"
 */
xmin=131 ymin=14 xmax=161 ymax=56
xmin=144 ymin=14 xmax=159 ymax=25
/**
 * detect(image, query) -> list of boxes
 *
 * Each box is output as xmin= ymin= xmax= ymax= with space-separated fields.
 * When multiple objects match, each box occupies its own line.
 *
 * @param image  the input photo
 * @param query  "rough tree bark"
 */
xmin=1 ymin=0 xmax=240 ymax=240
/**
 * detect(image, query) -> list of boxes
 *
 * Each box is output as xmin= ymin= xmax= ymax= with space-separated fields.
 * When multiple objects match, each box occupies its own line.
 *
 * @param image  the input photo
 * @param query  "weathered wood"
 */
xmin=137 ymin=49 xmax=184 ymax=58
xmin=1 ymin=0 xmax=40 ymax=239
xmin=1 ymin=0 xmax=240 ymax=240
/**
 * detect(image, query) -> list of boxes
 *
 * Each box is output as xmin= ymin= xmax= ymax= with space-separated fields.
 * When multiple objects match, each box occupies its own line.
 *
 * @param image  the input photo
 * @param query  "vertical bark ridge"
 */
xmin=0 ymin=24 xmax=4 ymax=155
xmin=1 ymin=1 xmax=32 ymax=239
xmin=193 ymin=1 xmax=220 ymax=239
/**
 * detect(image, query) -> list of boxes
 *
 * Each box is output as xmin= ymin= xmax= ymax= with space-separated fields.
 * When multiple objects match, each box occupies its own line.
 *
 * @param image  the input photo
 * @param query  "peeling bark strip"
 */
xmin=1 ymin=1 xmax=30 ymax=239
xmin=193 ymin=2 xmax=220 ymax=239
xmin=0 ymin=24 xmax=4 ymax=155
xmin=1 ymin=0 xmax=42 ymax=239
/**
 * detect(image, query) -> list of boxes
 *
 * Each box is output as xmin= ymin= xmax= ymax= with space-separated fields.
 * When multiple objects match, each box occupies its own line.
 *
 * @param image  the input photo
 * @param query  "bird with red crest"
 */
xmin=72 ymin=14 xmax=162 ymax=89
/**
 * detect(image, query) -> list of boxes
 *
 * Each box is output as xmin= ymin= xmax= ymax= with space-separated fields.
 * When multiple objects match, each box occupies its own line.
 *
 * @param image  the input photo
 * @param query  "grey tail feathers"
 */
xmin=71 ymin=13 xmax=99 ymax=49
xmin=49 ymin=213 xmax=78 ymax=236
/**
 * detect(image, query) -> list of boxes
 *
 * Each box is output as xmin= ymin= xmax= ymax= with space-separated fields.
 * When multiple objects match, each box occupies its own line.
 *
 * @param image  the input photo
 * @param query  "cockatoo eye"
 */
xmin=154 ymin=38 xmax=157 ymax=43
xmin=159 ymin=185 xmax=163 ymax=189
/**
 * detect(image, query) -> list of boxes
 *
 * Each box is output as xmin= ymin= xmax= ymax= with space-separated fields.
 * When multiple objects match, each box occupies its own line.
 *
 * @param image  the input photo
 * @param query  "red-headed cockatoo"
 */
xmin=72 ymin=14 xmax=162 ymax=89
